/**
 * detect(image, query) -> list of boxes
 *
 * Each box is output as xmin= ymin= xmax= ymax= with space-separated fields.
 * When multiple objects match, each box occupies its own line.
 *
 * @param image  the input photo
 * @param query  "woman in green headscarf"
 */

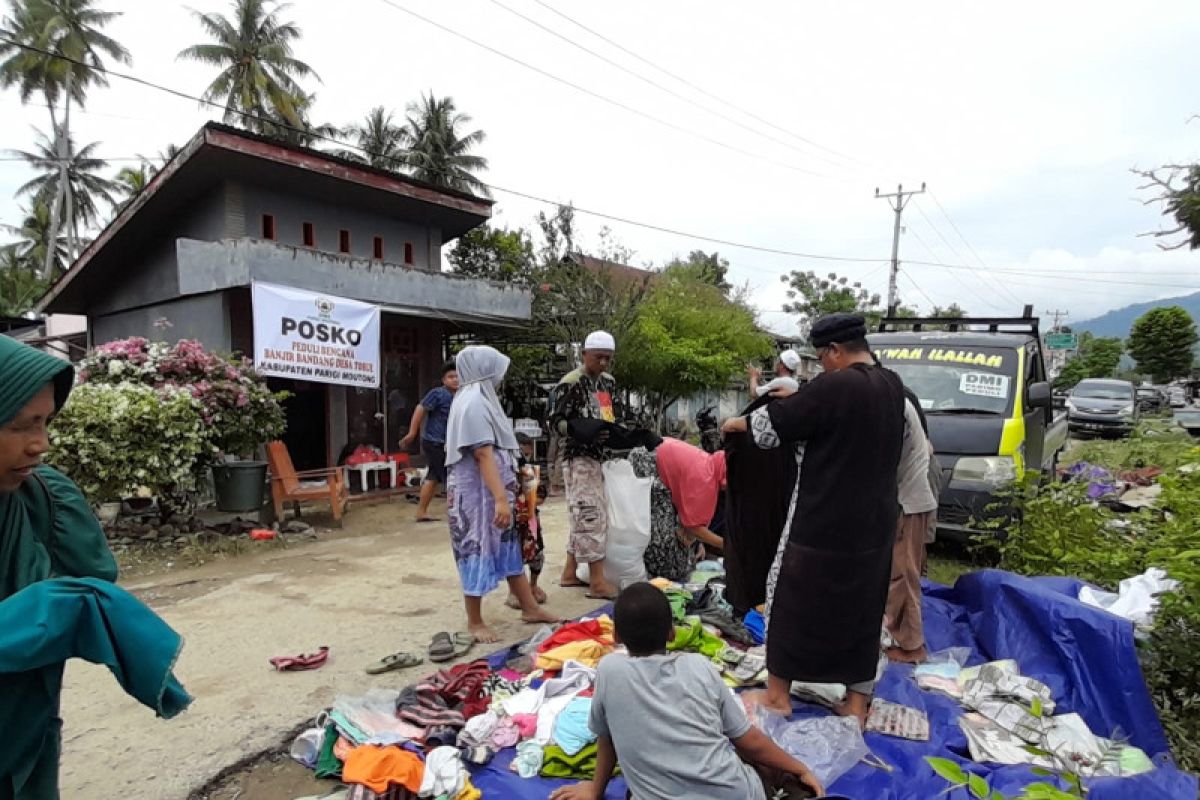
xmin=0 ymin=335 xmax=190 ymax=799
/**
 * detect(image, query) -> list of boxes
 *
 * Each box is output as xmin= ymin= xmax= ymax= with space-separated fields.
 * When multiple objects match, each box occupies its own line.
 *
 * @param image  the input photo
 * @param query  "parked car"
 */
xmin=1175 ymin=406 xmax=1200 ymax=437
xmin=1136 ymin=386 xmax=1165 ymax=413
xmin=1168 ymin=386 xmax=1188 ymax=408
xmin=1067 ymin=379 xmax=1138 ymax=438
xmin=871 ymin=308 xmax=1066 ymax=541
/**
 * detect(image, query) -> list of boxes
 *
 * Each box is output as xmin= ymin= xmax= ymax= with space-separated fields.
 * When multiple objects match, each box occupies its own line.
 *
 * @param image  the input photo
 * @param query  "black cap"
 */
xmin=810 ymin=313 xmax=868 ymax=348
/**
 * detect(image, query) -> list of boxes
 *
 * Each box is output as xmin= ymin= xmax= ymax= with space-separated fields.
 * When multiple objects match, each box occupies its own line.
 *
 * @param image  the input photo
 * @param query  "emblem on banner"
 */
xmin=315 ymin=297 xmax=335 ymax=317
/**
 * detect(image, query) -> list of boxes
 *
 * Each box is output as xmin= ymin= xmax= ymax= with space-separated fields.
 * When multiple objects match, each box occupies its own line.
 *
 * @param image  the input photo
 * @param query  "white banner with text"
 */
xmin=252 ymin=282 xmax=381 ymax=388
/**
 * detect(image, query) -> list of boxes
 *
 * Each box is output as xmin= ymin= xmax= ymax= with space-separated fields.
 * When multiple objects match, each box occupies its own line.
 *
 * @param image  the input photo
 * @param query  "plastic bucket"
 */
xmin=211 ymin=461 xmax=268 ymax=512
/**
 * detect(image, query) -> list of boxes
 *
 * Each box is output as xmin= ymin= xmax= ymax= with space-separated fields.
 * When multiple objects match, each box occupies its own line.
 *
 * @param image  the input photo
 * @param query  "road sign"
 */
xmin=1045 ymin=333 xmax=1078 ymax=350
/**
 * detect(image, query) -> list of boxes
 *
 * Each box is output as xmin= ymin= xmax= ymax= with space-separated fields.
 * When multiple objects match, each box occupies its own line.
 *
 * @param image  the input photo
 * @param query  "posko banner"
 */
xmin=252 ymin=282 xmax=381 ymax=388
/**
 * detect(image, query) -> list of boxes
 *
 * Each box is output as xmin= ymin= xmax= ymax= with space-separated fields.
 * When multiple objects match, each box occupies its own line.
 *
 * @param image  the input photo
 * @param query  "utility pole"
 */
xmin=876 ymin=182 xmax=925 ymax=314
xmin=1044 ymin=309 xmax=1069 ymax=332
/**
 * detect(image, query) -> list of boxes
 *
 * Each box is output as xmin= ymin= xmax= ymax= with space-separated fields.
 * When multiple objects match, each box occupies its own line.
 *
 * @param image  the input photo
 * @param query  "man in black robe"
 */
xmin=722 ymin=393 xmax=798 ymax=616
xmin=722 ymin=313 xmax=906 ymax=725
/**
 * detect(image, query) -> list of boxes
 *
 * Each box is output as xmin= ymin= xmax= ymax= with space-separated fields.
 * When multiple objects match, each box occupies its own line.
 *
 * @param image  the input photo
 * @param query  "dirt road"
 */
xmin=57 ymin=496 xmax=602 ymax=800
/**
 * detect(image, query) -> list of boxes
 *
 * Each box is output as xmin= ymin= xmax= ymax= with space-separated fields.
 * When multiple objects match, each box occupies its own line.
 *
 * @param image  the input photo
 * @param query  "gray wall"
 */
xmin=177 ymin=238 xmax=531 ymax=321
xmin=90 ymin=293 xmax=230 ymax=351
xmin=87 ymin=185 xmax=228 ymax=316
xmin=238 ymin=182 xmax=439 ymax=270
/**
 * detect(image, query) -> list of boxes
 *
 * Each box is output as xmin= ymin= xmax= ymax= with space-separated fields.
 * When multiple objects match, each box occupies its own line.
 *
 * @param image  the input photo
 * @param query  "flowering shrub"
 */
xmin=77 ymin=338 xmax=287 ymax=459
xmin=47 ymin=383 xmax=208 ymax=504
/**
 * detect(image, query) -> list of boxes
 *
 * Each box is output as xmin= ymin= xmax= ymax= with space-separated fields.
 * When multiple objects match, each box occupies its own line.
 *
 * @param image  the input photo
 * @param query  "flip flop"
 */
xmin=270 ymin=646 xmax=330 ymax=672
xmin=585 ymin=590 xmax=619 ymax=601
xmin=415 ymin=516 xmax=440 ymax=523
xmin=558 ymin=579 xmax=588 ymax=588
xmin=450 ymin=631 xmax=476 ymax=658
xmin=365 ymin=651 xmax=423 ymax=675
xmin=428 ymin=631 xmax=456 ymax=663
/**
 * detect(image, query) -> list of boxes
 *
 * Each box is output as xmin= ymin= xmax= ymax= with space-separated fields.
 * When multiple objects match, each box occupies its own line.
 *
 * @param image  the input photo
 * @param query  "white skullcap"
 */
xmin=779 ymin=349 xmax=802 ymax=371
xmin=584 ymin=330 xmax=616 ymax=352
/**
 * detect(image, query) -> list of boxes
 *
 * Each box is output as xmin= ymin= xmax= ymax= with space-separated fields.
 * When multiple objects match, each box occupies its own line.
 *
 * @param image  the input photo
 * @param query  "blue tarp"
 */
xmin=467 ymin=570 xmax=1197 ymax=799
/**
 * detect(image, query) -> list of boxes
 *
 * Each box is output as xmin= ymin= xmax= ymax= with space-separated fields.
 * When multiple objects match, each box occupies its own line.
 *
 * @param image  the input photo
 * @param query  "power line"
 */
xmin=906 ymin=225 xmax=1008 ymax=312
xmin=900 ymin=271 xmax=938 ymax=309
xmin=528 ymin=0 xmax=868 ymax=168
xmin=912 ymin=201 xmax=1024 ymax=308
xmin=484 ymin=0 xmax=851 ymax=170
xmin=372 ymin=0 xmax=829 ymax=178
xmin=0 ymin=36 xmax=889 ymax=267
xmin=927 ymin=189 xmax=995 ymax=274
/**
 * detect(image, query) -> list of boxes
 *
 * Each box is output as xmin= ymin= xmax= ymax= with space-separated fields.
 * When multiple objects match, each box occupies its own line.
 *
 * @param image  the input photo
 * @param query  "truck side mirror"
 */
xmin=1028 ymin=381 xmax=1052 ymax=409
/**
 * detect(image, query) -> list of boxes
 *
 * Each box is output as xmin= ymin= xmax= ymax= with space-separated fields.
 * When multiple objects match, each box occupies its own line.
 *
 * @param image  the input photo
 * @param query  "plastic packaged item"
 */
xmin=289 ymin=726 xmax=325 ymax=768
xmin=754 ymin=709 xmax=869 ymax=789
xmin=1078 ymin=567 xmax=1180 ymax=627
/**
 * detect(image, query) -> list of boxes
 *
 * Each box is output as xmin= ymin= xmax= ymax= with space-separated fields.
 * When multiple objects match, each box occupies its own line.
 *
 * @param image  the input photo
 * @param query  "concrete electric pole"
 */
xmin=1044 ymin=309 xmax=1069 ymax=332
xmin=875 ymin=182 xmax=925 ymax=314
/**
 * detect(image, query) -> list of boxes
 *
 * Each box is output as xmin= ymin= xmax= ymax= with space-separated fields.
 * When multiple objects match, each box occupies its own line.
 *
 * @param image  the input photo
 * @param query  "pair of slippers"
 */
xmin=363 ymin=631 xmax=476 ymax=675
xmin=270 ymin=646 xmax=330 ymax=672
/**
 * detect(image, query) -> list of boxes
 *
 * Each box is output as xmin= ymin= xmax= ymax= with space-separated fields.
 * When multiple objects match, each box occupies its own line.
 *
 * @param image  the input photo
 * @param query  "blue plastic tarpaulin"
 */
xmin=467 ymin=570 xmax=1197 ymax=799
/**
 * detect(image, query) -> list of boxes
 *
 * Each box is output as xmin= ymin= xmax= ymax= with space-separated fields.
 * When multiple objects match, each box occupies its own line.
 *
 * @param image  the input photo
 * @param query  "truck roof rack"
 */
xmin=877 ymin=304 xmax=1039 ymax=337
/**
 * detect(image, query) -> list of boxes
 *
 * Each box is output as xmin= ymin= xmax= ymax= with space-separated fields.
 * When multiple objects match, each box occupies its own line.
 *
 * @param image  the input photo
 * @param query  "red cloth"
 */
xmin=655 ymin=437 xmax=727 ymax=528
xmin=535 ymin=620 xmax=611 ymax=653
xmin=425 ymin=660 xmax=491 ymax=719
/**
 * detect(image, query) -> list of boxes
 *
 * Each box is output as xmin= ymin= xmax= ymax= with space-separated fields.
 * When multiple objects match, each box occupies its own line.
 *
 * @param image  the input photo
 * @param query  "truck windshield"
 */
xmin=874 ymin=345 xmax=1019 ymax=415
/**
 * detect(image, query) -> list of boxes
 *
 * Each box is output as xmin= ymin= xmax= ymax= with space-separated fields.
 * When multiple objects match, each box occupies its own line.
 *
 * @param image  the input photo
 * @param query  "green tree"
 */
xmin=1054 ymin=333 xmax=1124 ymax=389
xmin=1137 ymin=163 xmax=1200 ymax=251
xmin=663 ymin=250 xmax=731 ymax=294
xmin=781 ymin=269 xmax=882 ymax=332
xmin=620 ymin=270 xmax=773 ymax=424
xmin=1128 ymin=306 xmax=1199 ymax=383
xmin=178 ymin=0 xmax=318 ymax=132
xmin=400 ymin=92 xmax=490 ymax=197
xmin=0 ymin=246 xmax=50 ymax=314
xmin=447 ymin=224 xmax=537 ymax=285
xmin=9 ymin=125 xmax=118 ymax=239
xmin=0 ymin=0 xmax=130 ymax=114
xmin=2 ymin=200 xmax=69 ymax=276
xmin=338 ymin=105 xmax=407 ymax=170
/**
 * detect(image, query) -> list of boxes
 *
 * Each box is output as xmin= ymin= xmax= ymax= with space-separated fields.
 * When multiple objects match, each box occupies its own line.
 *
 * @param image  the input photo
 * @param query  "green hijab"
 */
xmin=0 ymin=336 xmax=131 ymax=798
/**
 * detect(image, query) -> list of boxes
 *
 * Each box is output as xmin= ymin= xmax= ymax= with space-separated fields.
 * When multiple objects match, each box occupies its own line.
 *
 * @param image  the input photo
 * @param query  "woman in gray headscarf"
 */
xmin=445 ymin=346 xmax=559 ymax=642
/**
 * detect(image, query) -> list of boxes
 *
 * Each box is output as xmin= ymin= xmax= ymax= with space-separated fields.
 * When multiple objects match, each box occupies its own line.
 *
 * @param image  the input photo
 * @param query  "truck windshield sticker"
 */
xmin=960 ymin=372 xmax=1011 ymax=398
xmin=878 ymin=347 xmax=1007 ymax=369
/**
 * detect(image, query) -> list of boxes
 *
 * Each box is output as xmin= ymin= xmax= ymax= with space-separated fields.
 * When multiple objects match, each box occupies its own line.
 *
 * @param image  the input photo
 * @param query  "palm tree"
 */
xmin=256 ymin=90 xmax=339 ymax=146
xmin=0 ymin=0 xmax=130 ymax=115
xmin=10 ymin=125 xmax=118 ymax=242
xmin=178 ymin=0 xmax=318 ymax=132
xmin=0 ymin=246 xmax=51 ymax=316
xmin=1 ymin=0 xmax=130 ymax=276
xmin=399 ymin=93 xmax=490 ymax=197
xmin=3 ymin=201 xmax=70 ymax=277
xmin=340 ymin=106 xmax=407 ymax=170
xmin=113 ymin=162 xmax=149 ymax=208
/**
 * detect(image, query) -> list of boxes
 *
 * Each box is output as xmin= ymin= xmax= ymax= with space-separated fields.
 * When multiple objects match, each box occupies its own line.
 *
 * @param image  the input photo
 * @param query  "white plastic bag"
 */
xmin=1078 ymin=567 xmax=1179 ymax=627
xmin=576 ymin=459 xmax=652 ymax=588
xmin=753 ymin=709 xmax=869 ymax=789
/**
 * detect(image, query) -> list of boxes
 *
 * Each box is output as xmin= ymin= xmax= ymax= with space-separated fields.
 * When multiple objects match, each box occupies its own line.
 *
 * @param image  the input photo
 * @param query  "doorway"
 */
xmin=274 ymin=379 xmax=328 ymax=470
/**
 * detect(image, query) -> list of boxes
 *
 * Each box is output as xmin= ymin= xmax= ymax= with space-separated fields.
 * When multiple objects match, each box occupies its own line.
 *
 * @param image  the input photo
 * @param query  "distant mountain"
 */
xmin=1071 ymin=291 xmax=1200 ymax=339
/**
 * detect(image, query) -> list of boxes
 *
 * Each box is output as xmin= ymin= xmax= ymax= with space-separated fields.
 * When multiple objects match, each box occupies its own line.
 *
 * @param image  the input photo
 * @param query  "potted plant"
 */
xmin=71 ymin=338 xmax=288 ymax=513
xmin=47 ymin=382 xmax=209 ymax=513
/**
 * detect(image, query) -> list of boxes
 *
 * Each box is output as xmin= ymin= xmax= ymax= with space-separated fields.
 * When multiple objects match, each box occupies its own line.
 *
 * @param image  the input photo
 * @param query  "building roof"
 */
xmin=40 ymin=122 xmax=493 ymax=314
xmin=563 ymin=252 xmax=656 ymax=286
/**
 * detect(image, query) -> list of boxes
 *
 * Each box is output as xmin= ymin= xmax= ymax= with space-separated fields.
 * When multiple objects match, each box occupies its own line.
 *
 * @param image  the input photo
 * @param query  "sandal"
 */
xmin=451 ymin=631 xmax=476 ymax=659
xmin=428 ymin=631 xmax=456 ymax=663
xmin=365 ymin=651 xmax=423 ymax=675
xmin=270 ymin=646 xmax=330 ymax=672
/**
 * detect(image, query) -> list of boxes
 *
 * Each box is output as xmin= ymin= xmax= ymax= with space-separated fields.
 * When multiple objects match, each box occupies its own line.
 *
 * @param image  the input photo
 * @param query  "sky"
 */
xmin=2 ymin=0 xmax=1199 ymax=332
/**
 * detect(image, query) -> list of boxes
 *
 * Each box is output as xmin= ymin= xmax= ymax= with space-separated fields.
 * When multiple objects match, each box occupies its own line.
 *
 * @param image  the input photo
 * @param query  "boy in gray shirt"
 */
xmin=550 ymin=583 xmax=823 ymax=800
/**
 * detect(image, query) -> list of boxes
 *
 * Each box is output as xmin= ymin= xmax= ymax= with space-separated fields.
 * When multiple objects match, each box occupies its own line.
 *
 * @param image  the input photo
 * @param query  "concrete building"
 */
xmin=40 ymin=122 xmax=531 ymax=470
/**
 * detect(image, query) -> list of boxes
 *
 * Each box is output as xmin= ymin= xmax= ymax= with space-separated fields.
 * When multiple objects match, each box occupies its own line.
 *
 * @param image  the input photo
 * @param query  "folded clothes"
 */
xmin=536 ymin=618 xmax=614 ymax=653
xmin=315 ymin=723 xmax=343 ymax=779
xmin=395 ymin=684 xmax=465 ymax=736
xmin=342 ymin=745 xmax=425 ymax=794
xmin=552 ymin=697 xmax=596 ymax=756
xmin=511 ymin=740 xmax=545 ymax=778
xmin=668 ymin=618 xmax=726 ymax=658
xmin=536 ymin=639 xmax=613 ymax=671
xmin=539 ymin=742 xmax=621 ymax=780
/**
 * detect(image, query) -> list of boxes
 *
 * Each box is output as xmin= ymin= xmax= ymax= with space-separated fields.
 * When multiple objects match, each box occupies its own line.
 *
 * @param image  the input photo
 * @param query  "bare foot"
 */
xmin=532 ymin=585 xmax=548 ymax=604
xmin=834 ymin=691 xmax=871 ymax=729
xmin=585 ymin=581 xmax=619 ymax=600
xmin=521 ymin=607 xmax=561 ymax=625
xmin=505 ymin=594 xmax=521 ymax=610
xmin=743 ymin=689 xmax=793 ymax=718
xmin=468 ymin=623 xmax=501 ymax=643
xmin=885 ymin=645 xmax=927 ymax=664
xmin=559 ymin=573 xmax=587 ymax=588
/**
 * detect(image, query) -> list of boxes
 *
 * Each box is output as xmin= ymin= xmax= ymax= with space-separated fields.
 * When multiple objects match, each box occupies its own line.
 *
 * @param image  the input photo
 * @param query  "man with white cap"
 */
xmin=550 ymin=330 xmax=622 ymax=599
xmin=749 ymin=349 xmax=802 ymax=398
